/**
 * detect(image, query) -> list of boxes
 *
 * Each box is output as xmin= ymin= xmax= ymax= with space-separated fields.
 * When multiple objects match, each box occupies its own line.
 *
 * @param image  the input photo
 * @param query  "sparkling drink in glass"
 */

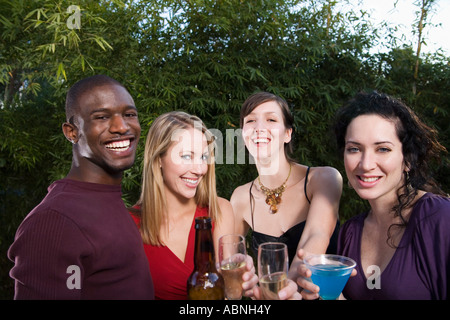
xmin=218 ymin=234 xmax=247 ymax=300
xmin=257 ymin=242 xmax=288 ymax=300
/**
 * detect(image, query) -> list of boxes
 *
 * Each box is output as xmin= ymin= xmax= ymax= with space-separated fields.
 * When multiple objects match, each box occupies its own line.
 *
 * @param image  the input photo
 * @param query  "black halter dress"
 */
xmin=249 ymin=167 xmax=339 ymax=265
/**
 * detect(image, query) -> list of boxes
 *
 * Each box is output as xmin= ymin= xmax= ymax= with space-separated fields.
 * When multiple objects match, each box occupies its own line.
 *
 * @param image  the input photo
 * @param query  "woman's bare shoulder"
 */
xmin=310 ymin=166 xmax=342 ymax=184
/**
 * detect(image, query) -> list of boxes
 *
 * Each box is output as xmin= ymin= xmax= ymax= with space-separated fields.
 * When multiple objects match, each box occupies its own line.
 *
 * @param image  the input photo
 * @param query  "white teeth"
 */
xmin=106 ymin=140 xmax=130 ymax=151
xmin=361 ymin=177 xmax=379 ymax=182
xmin=253 ymin=138 xmax=270 ymax=144
xmin=182 ymin=178 xmax=198 ymax=185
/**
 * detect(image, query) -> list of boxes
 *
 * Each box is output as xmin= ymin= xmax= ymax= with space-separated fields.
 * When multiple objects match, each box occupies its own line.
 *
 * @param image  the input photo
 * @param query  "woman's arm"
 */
xmin=288 ymin=166 xmax=343 ymax=280
xmin=230 ymin=184 xmax=251 ymax=237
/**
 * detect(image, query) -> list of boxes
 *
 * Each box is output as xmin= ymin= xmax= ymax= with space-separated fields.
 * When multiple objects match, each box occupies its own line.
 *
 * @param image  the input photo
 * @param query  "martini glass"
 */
xmin=303 ymin=254 xmax=356 ymax=300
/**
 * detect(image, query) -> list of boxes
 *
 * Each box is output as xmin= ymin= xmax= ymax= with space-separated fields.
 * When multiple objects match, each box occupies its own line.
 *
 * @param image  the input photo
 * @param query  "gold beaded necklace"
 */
xmin=257 ymin=163 xmax=292 ymax=214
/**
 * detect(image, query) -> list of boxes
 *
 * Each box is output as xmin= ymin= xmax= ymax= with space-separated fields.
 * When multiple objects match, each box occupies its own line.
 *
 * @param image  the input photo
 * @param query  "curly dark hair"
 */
xmin=334 ymin=91 xmax=447 ymax=247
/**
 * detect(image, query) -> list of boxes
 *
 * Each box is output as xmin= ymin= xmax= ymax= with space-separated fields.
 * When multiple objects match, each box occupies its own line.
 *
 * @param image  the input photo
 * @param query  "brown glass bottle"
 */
xmin=187 ymin=216 xmax=225 ymax=300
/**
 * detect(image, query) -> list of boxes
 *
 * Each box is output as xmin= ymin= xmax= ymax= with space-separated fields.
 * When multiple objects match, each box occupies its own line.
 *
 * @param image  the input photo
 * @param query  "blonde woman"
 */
xmin=129 ymin=111 xmax=259 ymax=300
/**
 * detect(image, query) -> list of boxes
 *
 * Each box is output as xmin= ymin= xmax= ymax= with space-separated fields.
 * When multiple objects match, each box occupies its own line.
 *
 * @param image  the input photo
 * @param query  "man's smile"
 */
xmin=105 ymin=139 xmax=131 ymax=152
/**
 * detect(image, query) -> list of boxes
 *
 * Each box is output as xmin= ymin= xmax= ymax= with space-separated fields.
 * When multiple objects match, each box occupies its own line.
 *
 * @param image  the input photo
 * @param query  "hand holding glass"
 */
xmin=218 ymin=234 xmax=247 ymax=300
xmin=257 ymin=242 xmax=288 ymax=300
xmin=303 ymin=254 xmax=356 ymax=300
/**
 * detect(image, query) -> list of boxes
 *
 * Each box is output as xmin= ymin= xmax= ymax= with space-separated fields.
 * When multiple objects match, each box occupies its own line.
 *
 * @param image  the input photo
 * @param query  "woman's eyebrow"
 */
xmin=345 ymin=140 xmax=395 ymax=145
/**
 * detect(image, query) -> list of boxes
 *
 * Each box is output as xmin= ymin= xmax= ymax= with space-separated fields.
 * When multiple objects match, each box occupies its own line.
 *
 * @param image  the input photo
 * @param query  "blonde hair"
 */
xmin=134 ymin=111 xmax=221 ymax=246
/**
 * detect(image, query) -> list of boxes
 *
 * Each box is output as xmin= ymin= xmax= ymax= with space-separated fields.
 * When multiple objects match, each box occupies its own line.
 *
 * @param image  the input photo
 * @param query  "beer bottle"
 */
xmin=187 ymin=216 xmax=225 ymax=300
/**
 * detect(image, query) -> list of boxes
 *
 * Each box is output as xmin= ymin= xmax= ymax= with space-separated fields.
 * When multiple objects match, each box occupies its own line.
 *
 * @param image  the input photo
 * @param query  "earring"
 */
xmin=347 ymin=180 xmax=353 ymax=189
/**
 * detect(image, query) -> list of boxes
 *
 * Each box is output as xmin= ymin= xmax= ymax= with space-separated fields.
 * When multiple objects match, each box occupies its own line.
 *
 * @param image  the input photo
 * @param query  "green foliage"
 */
xmin=1 ymin=0 xmax=449 ymax=299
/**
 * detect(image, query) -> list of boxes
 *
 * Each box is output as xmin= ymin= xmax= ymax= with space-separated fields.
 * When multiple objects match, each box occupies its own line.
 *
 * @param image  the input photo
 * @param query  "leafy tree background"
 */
xmin=1 ymin=0 xmax=448 ymax=299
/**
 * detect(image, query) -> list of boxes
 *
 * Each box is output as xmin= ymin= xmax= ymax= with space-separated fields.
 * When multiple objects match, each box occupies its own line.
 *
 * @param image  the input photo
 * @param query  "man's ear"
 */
xmin=62 ymin=122 xmax=78 ymax=144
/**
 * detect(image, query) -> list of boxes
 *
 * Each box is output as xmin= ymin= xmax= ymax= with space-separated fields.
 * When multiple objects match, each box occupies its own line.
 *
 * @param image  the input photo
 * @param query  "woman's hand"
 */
xmin=295 ymin=249 xmax=320 ymax=300
xmin=242 ymin=255 xmax=259 ymax=298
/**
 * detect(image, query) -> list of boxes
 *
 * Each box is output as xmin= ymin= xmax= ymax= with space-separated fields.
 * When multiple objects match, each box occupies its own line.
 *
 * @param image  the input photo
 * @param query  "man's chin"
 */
xmin=102 ymin=158 xmax=136 ymax=176
xmin=108 ymin=164 xmax=134 ymax=175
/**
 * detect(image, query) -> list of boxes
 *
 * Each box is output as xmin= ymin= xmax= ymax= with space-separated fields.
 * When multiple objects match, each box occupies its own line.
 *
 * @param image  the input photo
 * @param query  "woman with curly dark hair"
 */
xmin=298 ymin=91 xmax=449 ymax=300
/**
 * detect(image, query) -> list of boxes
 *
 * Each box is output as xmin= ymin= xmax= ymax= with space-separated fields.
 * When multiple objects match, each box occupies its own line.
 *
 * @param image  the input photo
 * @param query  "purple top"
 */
xmin=8 ymin=179 xmax=154 ymax=300
xmin=338 ymin=193 xmax=450 ymax=300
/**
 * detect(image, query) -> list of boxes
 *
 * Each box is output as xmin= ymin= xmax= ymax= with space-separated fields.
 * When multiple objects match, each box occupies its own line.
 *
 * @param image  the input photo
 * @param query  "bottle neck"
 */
xmin=193 ymin=217 xmax=216 ymax=271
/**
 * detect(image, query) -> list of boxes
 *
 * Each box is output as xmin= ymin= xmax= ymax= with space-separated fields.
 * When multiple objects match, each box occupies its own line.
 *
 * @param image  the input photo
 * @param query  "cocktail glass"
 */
xmin=303 ymin=254 xmax=356 ymax=300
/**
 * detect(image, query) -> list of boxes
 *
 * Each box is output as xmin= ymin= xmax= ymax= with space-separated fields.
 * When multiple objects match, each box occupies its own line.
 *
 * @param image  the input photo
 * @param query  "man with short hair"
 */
xmin=8 ymin=75 xmax=154 ymax=299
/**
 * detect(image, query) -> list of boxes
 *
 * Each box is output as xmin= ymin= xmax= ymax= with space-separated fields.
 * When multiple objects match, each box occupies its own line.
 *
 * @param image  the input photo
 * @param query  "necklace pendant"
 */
xmin=274 ymin=193 xmax=281 ymax=204
xmin=258 ymin=163 xmax=292 ymax=215
xmin=270 ymin=204 xmax=278 ymax=213
xmin=265 ymin=194 xmax=275 ymax=205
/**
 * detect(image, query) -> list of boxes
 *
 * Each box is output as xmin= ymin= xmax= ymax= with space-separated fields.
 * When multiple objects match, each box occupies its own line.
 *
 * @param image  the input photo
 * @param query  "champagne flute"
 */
xmin=257 ymin=242 xmax=288 ymax=300
xmin=218 ymin=234 xmax=247 ymax=300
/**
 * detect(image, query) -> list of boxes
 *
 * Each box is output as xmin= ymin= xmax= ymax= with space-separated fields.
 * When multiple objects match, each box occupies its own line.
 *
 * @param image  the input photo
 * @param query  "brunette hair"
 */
xmin=240 ymin=92 xmax=295 ymax=162
xmin=133 ymin=111 xmax=220 ymax=246
xmin=334 ymin=91 xmax=447 ymax=246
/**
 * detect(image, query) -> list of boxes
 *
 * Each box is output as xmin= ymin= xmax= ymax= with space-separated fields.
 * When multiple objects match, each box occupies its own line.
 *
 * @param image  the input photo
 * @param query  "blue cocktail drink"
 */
xmin=304 ymin=254 xmax=356 ymax=300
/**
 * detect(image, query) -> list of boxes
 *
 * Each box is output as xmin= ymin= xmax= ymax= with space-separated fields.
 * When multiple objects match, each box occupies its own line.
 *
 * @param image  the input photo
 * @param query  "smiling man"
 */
xmin=8 ymin=75 xmax=154 ymax=299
